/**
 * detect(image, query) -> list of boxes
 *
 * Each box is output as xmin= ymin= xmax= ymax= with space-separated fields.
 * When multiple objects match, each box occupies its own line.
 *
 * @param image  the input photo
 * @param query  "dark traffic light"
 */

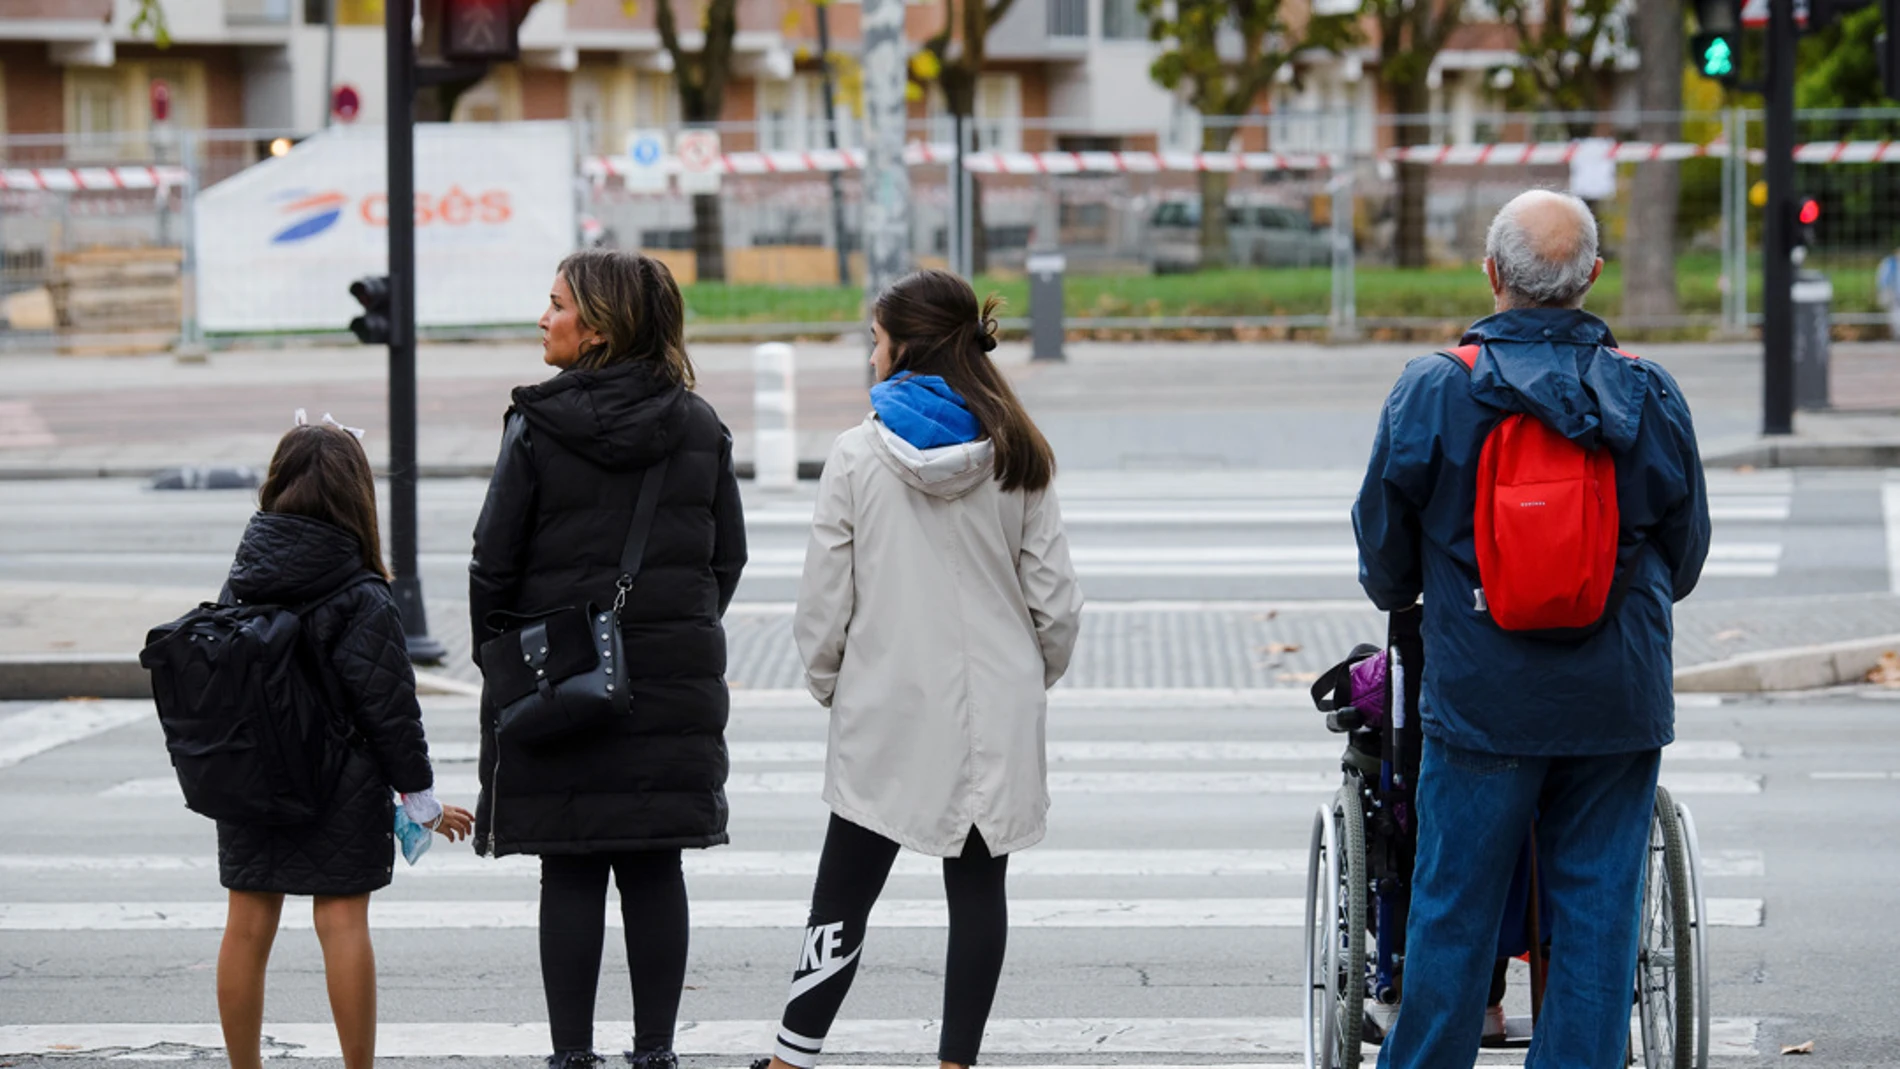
xmin=349 ymin=275 xmax=391 ymax=345
xmin=443 ymin=0 xmax=519 ymax=62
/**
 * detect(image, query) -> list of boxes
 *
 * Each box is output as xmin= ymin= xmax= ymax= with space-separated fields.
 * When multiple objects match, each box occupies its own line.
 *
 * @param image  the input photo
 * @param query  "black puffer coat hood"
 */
xmin=216 ymin=511 xmax=437 ymax=896
xmin=513 ymin=360 xmax=691 ymax=472
xmin=470 ymin=358 xmax=747 ymax=857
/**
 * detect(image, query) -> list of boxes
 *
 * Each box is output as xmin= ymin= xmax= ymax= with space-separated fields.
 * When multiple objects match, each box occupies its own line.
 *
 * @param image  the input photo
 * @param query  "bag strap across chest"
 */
xmin=611 ymin=456 xmax=670 ymax=616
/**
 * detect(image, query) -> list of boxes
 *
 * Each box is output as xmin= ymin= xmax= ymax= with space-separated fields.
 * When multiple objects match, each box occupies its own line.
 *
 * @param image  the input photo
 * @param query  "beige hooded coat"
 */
xmin=793 ymin=415 xmax=1084 ymax=857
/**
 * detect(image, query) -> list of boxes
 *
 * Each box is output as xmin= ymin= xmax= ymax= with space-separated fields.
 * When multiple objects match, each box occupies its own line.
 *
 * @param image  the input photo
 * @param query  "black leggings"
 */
xmin=540 ymin=851 xmax=689 ymax=1055
xmin=774 ymin=814 xmax=1010 ymax=1068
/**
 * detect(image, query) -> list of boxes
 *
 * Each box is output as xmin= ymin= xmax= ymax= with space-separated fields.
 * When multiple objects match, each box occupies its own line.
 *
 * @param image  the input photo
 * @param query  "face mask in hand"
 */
xmin=394 ymin=805 xmax=434 ymax=865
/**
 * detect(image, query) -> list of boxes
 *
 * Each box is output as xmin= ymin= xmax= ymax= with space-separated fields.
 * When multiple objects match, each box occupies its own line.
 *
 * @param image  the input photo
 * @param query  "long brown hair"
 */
xmin=258 ymin=424 xmax=390 ymax=579
xmin=876 ymin=269 xmax=1055 ymax=493
xmin=559 ymin=248 xmax=696 ymax=388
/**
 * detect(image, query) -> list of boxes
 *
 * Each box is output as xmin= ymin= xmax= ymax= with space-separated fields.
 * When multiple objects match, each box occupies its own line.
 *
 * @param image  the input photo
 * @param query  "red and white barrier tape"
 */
xmin=586 ymin=145 xmax=1336 ymax=181
xmin=1384 ymin=140 xmax=1900 ymax=165
xmin=0 ymin=166 xmax=188 ymax=192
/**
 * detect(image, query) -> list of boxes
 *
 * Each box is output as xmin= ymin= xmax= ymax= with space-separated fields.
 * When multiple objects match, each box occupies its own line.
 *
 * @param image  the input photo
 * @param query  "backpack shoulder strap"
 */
xmin=291 ymin=572 xmax=382 ymax=616
xmin=1609 ymin=347 xmax=1641 ymax=362
xmin=1438 ymin=344 xmax=1482 ymax=372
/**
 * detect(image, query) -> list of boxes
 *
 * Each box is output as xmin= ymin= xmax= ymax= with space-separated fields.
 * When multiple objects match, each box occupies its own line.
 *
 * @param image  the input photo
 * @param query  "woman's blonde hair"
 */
xmin=559 ymin=248 xmax=695 ymax=388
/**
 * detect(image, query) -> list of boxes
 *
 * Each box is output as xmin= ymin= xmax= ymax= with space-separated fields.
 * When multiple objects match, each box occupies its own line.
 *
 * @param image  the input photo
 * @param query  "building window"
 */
xmin=1047 ymin=0 xmax=1088 ymax=37
xmin=634 ymin=72 xmax=680 ymax=130
xmin=66 ymin=70 xmax=125 ymax=160
xmin=759 ymin=74 xmax=859 ymax=152
xmin=1102 ymin=0 xmax=1146 ymax=40
xmin=974 ymin=74 xmax=1021 ymax=152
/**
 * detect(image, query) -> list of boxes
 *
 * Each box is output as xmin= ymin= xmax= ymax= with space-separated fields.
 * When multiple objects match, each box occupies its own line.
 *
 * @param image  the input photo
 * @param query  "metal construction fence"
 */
xmin=3 ymin=108 xmax=1899 ymax=352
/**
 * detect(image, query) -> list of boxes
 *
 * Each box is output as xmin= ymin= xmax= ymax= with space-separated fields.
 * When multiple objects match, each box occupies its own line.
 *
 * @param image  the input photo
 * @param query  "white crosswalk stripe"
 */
xmin=0 ymin=686 xmax=1771 ymax=1060
xmin=0 ymin=1017 xmax=1766 ymax=1059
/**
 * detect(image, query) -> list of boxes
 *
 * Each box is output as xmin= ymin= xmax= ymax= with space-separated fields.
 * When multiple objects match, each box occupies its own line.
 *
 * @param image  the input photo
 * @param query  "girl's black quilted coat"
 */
xmin=469 ymin=359 xmax=746 ymax=857
xmin=215 ymin=512 xmax=436 ymax=896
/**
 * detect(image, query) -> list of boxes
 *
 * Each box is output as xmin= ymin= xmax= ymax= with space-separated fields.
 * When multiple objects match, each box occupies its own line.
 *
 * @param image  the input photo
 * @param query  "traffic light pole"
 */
xmin=1762 ymin=0 xmax=1797 ymax=436
xmin=385 ymin=0 xmax=445 ymax=663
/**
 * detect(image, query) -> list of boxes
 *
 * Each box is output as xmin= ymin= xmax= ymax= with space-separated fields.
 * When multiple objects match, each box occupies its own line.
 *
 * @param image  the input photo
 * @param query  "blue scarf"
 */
xmin=870 ymin=373 xmax=981 ymax=449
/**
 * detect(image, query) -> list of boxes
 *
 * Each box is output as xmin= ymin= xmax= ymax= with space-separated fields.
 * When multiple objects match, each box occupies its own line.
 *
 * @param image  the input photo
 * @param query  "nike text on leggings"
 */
xmin=773 ymin=814 xmax=1009 ymax=1068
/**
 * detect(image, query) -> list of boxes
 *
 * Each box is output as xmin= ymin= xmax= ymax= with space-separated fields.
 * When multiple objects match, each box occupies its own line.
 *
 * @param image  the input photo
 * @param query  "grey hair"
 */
xmin=1484 ymin=190 xmax=1599 ymax=308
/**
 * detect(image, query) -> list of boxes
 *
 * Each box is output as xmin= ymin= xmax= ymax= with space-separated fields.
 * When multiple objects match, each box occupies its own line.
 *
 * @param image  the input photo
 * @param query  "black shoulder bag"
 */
xmin=479 ymin=457 xmax=669 ymax=746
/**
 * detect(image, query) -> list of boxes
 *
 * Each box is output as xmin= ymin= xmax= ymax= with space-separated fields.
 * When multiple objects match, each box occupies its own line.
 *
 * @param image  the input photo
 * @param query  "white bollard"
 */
xmin=752 ymin=342 xmax=797 ymax=490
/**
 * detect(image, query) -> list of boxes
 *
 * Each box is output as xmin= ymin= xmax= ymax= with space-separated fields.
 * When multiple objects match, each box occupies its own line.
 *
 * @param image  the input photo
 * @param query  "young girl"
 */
xmin=761 ymin=270 xmax=1084 ymax=1069
xmin=216 ymin=418 xmax=473 ymax=1069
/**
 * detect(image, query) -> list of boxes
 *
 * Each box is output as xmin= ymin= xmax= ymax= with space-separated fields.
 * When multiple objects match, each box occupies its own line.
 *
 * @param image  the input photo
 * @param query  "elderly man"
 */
xmin=1353 ymin=189 xmax=1712 ymax=1068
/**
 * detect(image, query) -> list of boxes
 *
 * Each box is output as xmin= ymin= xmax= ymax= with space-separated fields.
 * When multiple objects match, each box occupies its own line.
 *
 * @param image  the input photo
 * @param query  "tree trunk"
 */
xmin=1626 ymin=0 xmax=1682 ymax=323
xmin=1391 ymin=81 xmax=1431 ymax=269
xmin=693 ymin=193 xmax=726 ymax=282
xmin=1199 ymin=124 xmax=1232 ymax=270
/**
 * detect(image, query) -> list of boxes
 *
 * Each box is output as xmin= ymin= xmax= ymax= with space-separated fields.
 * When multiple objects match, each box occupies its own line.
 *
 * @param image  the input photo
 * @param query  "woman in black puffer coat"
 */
xmin=216 ymin=421 xmax=472 ymax=1069
xmin=470 ymin=249 xmax=746 ymax=1069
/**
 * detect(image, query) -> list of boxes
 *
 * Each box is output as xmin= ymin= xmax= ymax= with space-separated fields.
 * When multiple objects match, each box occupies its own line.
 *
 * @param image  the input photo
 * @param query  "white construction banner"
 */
xmin=194 ymin=122 xmax=575 ymax=333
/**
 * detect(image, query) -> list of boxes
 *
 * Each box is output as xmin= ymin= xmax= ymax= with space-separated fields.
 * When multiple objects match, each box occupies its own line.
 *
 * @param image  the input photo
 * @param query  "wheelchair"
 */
xmin=1301 ymin=610 xmax=1711 ymax=1069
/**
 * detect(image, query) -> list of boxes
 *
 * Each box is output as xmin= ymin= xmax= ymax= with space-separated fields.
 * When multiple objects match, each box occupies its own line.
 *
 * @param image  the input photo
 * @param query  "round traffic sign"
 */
xmin=676 ymin=131 xmax=720 ymax=172
xmin=333 ymin=85 xmax=361 ymax=122
xmin=631 ymin=137 xmax=662 ymax=167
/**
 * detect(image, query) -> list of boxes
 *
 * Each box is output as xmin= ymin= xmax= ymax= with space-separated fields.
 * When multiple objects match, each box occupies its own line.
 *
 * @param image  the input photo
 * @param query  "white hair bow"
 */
xmin=292 ymin=408 xmax=366 ymax=440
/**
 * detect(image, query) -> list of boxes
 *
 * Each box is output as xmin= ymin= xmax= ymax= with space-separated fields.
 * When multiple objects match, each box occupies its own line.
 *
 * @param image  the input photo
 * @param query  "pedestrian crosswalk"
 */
xmin=732 ymin=469 xmax=1800 ymax=591
xmin=0 ymin=690 xmax=1772 ymax=1062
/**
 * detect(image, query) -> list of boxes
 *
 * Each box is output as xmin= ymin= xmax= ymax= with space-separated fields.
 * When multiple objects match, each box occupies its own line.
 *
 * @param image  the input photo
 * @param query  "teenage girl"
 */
xmin=761 ymin=270 xmax=1084 ymax=1069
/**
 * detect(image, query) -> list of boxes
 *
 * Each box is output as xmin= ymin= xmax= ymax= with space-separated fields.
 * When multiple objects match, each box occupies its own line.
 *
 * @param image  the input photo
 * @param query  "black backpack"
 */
xmin=138 ymin=576 xmax=374 ymax=825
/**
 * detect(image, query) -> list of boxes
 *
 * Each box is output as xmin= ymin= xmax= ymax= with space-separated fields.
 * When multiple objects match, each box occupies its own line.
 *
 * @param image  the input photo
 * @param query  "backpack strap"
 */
xmin=1439 ymin=344 xmax=1482 ymax=371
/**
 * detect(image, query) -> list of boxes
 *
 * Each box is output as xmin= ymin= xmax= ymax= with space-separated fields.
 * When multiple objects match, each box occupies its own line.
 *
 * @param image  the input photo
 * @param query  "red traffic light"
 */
xmin=1798 ymin=198 xmax=1821 ymax=226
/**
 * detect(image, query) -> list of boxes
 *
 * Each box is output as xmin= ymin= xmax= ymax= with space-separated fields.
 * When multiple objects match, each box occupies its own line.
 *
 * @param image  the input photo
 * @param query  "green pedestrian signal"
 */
xmin=1701 ymin=35 xmax=1733 ymax=76
xmin=1690 ymin=31 xmax=1740 ymax=85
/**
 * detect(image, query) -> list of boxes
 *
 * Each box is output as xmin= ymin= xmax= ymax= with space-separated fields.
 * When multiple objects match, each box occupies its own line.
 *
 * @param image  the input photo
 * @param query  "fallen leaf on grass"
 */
xmin=1867 ymin=651 xmax=1900 ymax=686
xmin=1781 ymin=1040 xmax=1814 ymax=1055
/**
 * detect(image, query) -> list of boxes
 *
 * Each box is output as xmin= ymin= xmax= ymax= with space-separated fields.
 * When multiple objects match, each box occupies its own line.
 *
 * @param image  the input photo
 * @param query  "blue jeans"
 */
xmin=1377 ymin=737 xmax=1662 ymax=1069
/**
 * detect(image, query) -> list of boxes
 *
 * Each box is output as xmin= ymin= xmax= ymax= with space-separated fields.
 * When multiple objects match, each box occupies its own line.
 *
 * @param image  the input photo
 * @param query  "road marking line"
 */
xmin=1698 ymin=849 xmax=1766 ymax=878
xmin=424 ymin=739 xmax=1745 ymax=764
xmin=1810 ymin=770 xmax=1898 ymax=780
xmin=0 ymin=701 xmax=150 ymax=771
xmin=100 ymin=769 xmax=1762 ymax=800
xmin=0 ymin=849 xmax=1316 ymax=879
xmin=0 ymin=896 xmax=1768 ymax=931
xmin=0 ymin=1017 xmax=1765 ymax=1059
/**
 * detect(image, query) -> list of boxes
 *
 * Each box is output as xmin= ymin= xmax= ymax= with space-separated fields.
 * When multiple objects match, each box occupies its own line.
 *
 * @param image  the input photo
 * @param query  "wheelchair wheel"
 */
xmin=1303 ymin=784 xmax=1367 ymax=1069
xmin=1675 ymin=801 xmax=1713 ymax=1069
xmin=1637 ymin=786 xmax=1695 ymax=1069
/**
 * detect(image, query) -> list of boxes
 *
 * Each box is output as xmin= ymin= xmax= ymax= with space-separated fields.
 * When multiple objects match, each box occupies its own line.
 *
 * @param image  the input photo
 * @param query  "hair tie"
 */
xmin=979 ymin=332 xmax=998 ymax=353
xmin=291 ymin=408 xmax=366 ymax=441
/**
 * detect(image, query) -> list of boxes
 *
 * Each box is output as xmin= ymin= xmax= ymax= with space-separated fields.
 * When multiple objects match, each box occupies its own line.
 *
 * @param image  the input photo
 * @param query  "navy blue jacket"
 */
xmin=1352 ymin=308 xmax=1712 ymax=755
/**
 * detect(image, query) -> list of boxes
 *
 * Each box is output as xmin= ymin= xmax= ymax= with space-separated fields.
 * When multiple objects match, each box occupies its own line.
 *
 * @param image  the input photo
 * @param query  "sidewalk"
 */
xmin=2 ymin=339 xmax=1897 ymax=475
xmin=4 ymin=579 xmax=1896 ymax=699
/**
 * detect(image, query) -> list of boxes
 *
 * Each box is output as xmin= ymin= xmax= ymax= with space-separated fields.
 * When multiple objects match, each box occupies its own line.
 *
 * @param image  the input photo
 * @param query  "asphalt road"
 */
xmin=3 ymin=687 xmax=1898 ymax=1066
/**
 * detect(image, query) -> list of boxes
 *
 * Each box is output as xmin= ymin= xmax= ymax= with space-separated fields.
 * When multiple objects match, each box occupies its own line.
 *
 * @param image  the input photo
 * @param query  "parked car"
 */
xmin=1148 ymin=197 xmax=1333 ymax=273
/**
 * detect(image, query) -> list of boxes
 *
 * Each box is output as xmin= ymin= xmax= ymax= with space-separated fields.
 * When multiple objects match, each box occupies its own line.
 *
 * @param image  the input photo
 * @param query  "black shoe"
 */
xmin=548 ymin=1052 xmax=605 ymax=1069
xmin=748 ymin=1061 xmax=772 ymax=1069
xmin=625 ymin=1053 xmax=677 ymax=1069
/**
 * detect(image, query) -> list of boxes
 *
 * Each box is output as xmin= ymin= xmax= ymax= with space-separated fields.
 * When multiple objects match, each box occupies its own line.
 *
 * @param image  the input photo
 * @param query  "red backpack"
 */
xmin=1442 ymin=344 xmax=1633 ymax=635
